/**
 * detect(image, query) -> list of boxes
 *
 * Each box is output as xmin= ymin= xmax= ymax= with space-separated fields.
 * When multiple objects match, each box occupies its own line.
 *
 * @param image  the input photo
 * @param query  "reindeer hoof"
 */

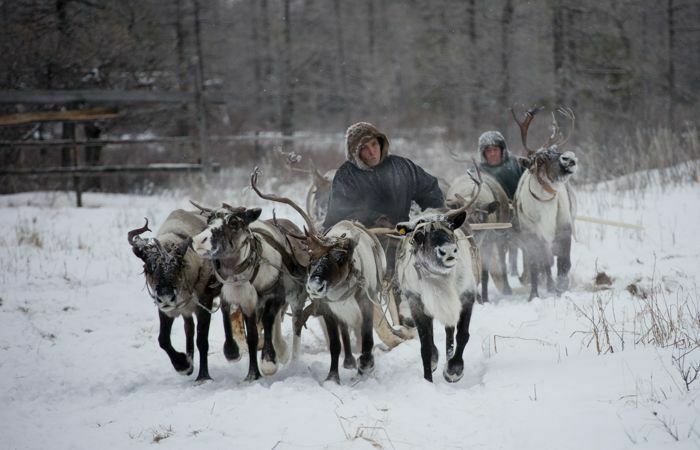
xmin=325 ymin=372 xmax=340 ymax=384
xmin=244 ymin=370 xmax=261 ymax=382
xmin=174 ymin=353 xmax=193 ymax=375
xmin=223 ymin=341 xmax=241 ymax=361
xmin=343 ymin=355 xmax=357 ymax=370
xmin=358 ymin=355 xmax=375 ymax=375
xmin=195 ymin=374 xmax=212 ymax=383
xmin=399 ymin=314 xmax=415 ymax=328
xmin=443 ymin=360 xmax=464 ymax=383
xmin=260 ymin=358 xmax=278 ymax=376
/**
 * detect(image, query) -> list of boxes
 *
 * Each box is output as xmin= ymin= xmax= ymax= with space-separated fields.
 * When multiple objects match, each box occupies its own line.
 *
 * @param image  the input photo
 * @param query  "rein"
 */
xmin=529 ymin=167 xmax=558 ymax=202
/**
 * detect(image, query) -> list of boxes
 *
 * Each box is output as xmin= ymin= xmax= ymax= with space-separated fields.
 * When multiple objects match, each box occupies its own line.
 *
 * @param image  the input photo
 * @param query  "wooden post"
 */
xmin=72 ymin=126 xmax=83 ymax=207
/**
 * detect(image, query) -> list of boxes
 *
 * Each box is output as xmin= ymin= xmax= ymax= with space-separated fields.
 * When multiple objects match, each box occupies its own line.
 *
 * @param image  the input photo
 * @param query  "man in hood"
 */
xmin=323 ymin=122 xmax=444 ymax=326
xmin=477 ymin=130 xmax=524 ymax=200
xmin=323 ymin=122 xmax=444 ymax=230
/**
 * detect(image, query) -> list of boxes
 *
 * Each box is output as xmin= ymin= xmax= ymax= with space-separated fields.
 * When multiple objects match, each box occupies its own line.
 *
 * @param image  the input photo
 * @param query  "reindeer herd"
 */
xmin=128 ymin=106 xmax=578 ymax=384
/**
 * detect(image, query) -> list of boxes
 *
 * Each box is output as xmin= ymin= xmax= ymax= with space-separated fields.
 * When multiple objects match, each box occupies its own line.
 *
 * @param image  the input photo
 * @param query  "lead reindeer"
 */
xmin=511 ymin=106 xmax=578 ymax=300
xmin=251 ymin=168 xmax=410 ymax=383
xmin=127 ymin=210 xmax=240 ymax=382
xmin=385 ymin=179 xmax=482 ymax=383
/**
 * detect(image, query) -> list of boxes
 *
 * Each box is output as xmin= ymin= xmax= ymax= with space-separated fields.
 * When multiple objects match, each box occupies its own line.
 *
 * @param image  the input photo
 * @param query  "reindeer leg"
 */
xmin=260 ymin=289 xmax=285 ymax=376
xmin=243 ymin=311 xmax=262 ymax=381
xmin=444 ymin=294 xmax=475 ymax=383
xmin=194 ymin=303 xmax=213 ymax=382
xmin=528 ymin=254 xmax=540 ymax=301
xmin=408 ymin=297 xmax=434 ymax=382
xmin=555 ymin=230 xmax=572 ymax=293
xmin=445 ymin=326 xmax=455 ymax=359
xmin=339 ymin=323 xmax=357 ymax=369
xmin=480 ymin=268 xmax=489 ymax=303
xmin=498 ymin=242 xmax=513 ymax=295
xmin=158 ymin=311 xmax=192 ymax=375
xmin=358 ymin=298 xmax=376 ymax=376
xmin=184 ymin=316 xmax=195 ymax=368
xmin=221 ymin=302 xmax=241 ymax=361
xmin=322 ymin=313 xmax=341 ymax=384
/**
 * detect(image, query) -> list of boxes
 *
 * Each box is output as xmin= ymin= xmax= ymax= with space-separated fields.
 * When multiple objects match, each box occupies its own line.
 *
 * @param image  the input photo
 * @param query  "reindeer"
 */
xmin=189 ymin=201 xmax=307 ymax=381
xmin=128 ymin=210 xmax=240 ymax=382
xmin=251 ymin=167 xmax=404 ymax=384
xmin=511 ymin=106 xmax=578 ymax=300
xmin=277 ymin=149 xmax=337 ymax=228
xmin=446 ymin=161 xmax=513 ymax=302
xmin=386 ymin=181 xmax=482 ymax=383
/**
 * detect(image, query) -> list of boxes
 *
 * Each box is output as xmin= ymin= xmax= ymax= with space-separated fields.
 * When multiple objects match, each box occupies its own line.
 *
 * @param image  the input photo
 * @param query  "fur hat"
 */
xmin=345 ymin=122 xmax=390 ymax=170
xmin=478 ymin=131 xmax=511 ymax=164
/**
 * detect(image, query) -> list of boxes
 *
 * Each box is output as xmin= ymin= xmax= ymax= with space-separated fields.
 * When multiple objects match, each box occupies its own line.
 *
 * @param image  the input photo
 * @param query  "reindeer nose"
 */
xmin=560 ymin=151 xmax=577 ymax=167
xmin=307 ymin=278 xmax=327 ymax=297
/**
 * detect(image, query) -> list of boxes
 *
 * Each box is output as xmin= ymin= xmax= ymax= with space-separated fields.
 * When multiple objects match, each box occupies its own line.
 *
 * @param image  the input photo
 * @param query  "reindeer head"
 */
xmin=189 ymin=201 xmax=261 ymax=260
xmin=128 ymin=219 xmax=193 ymax=312
xmin=396 ymin=210 xmax=467 ymax=274
xmin=250 ymin=167 xmax=356 ymax=300
xmin=511 ymin=106 xmax=578 ymax=185
xmin=395 ymin=166 xmax=482 ymax=275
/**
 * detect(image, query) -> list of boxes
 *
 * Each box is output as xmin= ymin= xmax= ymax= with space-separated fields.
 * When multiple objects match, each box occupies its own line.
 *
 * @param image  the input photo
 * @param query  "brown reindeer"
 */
xmin=251 ymin=167 xmax=411 ymax=383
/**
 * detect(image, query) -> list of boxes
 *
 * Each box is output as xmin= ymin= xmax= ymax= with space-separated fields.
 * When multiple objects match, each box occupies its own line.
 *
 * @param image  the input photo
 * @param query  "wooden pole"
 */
xmin=72 ymin=127 xmax=83 ymax=207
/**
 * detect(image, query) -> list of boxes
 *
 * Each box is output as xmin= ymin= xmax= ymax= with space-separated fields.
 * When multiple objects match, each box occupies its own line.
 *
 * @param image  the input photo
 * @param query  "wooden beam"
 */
xmin=0 ymin=89 xmax=227 ymax=104
xmin=0 ymin=108 xmax=120 ymax=126
xmin=0 ymin=90 xmax=195 ymax=104
xmin=0 ymin=163 xmax=214 ymax=177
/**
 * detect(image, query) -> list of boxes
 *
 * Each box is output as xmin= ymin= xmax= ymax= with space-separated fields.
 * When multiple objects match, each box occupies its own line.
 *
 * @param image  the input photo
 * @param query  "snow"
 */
xmin=1 ymin=166 xmax=699 ymax=449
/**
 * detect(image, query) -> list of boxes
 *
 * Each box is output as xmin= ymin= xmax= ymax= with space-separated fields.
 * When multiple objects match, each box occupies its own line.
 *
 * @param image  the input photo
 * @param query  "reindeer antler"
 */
xmin=510 ymin=105 xmax=544 ymax=156
xmin=552 ymin=106 xmax=575 ymax=148
xmin=189 ymin=200 xmax=214 ymax=215
xmin=251 ymin=167 xmax=335 ymax=259
xmin=447 ymin=160 xmax=483 ymax=217
xmin=127 ymin=218 xmax=151 ymax=246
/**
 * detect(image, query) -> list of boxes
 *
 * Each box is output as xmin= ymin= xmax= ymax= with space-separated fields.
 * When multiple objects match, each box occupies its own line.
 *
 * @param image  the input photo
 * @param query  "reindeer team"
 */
xmin=128 ymin=105 xmax=578 ymax=384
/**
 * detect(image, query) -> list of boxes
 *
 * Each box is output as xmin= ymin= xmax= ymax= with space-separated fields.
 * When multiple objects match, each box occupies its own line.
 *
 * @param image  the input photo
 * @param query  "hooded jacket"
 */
xmin=322 ymin=122 xmax=444 ymax=229
xmin=477 ymin=131 xmax=524 ymax=200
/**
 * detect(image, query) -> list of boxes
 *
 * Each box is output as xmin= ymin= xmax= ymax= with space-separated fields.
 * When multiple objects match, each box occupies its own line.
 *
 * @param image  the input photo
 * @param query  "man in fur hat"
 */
xmin=477 ymin=130 xmax=524 ymax=200
xmin=323 ymin=122 xmax=444 ymax=230
xmin=323 ymin=122 xmax=444 ymax=326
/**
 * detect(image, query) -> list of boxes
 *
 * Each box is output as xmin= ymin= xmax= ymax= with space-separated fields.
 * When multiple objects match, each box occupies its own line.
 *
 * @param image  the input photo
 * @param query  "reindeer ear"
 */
xmin=243 ymin=208 xmax=262 ymax=224
xmin=175 ymin=237 xmax=192 ymax=260
xmin=447 ymin=210 xmax=467 ymax=230
xmin=517 ymin=156 xmax=532 ymax=169
xmin=395 ymin=222 xmax=413 ymax=236
xmin=486 ymin=201 xmax=500 ymax=215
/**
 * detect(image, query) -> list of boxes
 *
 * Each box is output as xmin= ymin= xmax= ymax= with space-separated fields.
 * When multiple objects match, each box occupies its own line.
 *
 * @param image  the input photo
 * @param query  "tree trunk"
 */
xmin=552 ymin=0 xmax=566 ymax=106
xmin=333 ymin=0 xmax=350 ymax=126
xmin=467 ymin=0 xmax=481 ymax=134
xmin=667 ymin=0 xmax=676 ymax=127
xmin=499 ymin=0 xmax=514 ymax=132
xmin=280 ymin=0 xmax=295 ymax=152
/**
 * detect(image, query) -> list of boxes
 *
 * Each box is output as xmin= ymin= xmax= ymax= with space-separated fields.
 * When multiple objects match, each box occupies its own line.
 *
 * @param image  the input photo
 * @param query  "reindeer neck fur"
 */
xmin=321 ymin=221 xmax=385 ymax=328
xmin=516 ymin=172 xmax=567 ymax=245
xmin=396 ymin=229 xmax=475 ymax=327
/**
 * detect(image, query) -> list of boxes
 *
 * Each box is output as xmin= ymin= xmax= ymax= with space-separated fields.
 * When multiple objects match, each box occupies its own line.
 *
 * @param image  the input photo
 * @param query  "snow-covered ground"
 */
xmin=1 ymin=165 xmax=699 ymax=450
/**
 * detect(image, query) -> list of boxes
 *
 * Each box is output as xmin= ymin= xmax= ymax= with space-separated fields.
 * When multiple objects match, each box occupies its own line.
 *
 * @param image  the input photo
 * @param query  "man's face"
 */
xmin=359 ymin=137 xmax=382 ymax=167
xmin=484 ymin=145 xmax=503 ymax=166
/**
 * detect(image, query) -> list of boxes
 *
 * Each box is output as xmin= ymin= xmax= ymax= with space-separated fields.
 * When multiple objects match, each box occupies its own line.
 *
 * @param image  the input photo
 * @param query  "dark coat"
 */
xmin=323 ymin=155 xmax=445 ymax=229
